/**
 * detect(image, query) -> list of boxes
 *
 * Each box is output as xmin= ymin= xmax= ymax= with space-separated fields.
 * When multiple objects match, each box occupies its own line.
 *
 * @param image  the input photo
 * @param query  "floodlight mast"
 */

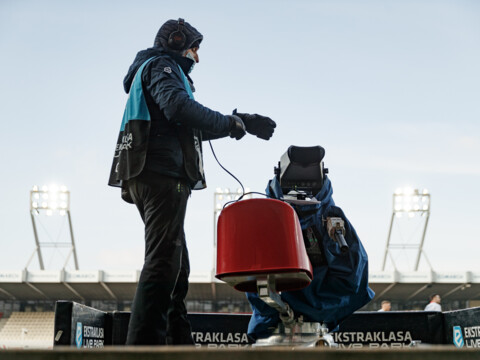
xmin=26 ymin=185 xmax=79 ymax=270
xmin=381 ymin=187 xmax=432 ymax=271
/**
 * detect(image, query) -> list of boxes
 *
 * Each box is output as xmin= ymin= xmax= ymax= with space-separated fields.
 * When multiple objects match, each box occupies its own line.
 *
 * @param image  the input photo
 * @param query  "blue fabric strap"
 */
xmin=177 ymin=65 xmax=194 ymax=100
xmin=120 ymin=57 xmax=157 ymax=131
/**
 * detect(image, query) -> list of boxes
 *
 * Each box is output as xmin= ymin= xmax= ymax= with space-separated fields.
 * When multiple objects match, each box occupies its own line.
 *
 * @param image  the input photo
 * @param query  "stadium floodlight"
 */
xmin=392 ymin=187 xmax=430 ymax=215
xmin=382 ymin=186 xmax=432 ymax=271
xmin=27 ymin=184 xmax=79 ymax=271
xmin=30 ymin=184 xmax=70 ymax=214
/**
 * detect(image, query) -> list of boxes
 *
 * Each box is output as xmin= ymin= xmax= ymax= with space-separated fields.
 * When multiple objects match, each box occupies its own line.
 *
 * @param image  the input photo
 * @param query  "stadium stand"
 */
xmin=0 ymin=312 xmax=54 ymax=349
xmin=0 ymin=315 xmax=8 ymax=334
xmin=0 ymin=269 xmax=479 ymax=348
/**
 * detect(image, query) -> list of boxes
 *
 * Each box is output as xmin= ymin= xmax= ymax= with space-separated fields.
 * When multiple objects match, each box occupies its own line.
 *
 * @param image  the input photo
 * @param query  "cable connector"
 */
xmin=326 ymin=217 xmax=349 ymax=253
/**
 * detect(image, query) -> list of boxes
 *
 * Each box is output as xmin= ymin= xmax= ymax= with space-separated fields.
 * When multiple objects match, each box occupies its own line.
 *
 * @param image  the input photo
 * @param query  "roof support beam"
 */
xmin=0 ymin=286 xmax=16 ymax=300
xmin=62 ymin=282 xmax=85 ymax=301
xmin=100 ymin=282 xmax=117 ymax=300
xmin=211 ymin=282 xmax=217 ymax=302
xmin=406 ymin=284 xmax=431 ymax=301
xmin=25 ymin=282 xmax=48 ymax=299
xmin=442 ymin=284 xmax=466 ymax=299
xmin=375 ymin=282 xmax=397 ymax=299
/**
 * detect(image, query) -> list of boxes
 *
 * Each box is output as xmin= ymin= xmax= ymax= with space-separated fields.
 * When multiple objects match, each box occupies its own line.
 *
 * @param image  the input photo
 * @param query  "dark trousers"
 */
xmin=125 ymin=174 xmax=194 ymax=345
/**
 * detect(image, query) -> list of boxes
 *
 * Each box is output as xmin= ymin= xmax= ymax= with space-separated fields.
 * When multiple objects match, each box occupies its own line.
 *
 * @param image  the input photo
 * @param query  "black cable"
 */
xmin=238 ymin=191 xmax=271 ymax=201
xmin=209 ymin=141 xmax=279 ymax=210
xmin=209 ymin=140 xmax=245 ymax=194
xmin=222 ymin=191 xmax=272 ymax=210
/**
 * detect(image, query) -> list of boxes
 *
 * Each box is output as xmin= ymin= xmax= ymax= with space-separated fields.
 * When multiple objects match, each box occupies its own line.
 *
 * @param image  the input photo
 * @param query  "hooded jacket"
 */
xmin=108 ymin=45 xmax=233 ymax=190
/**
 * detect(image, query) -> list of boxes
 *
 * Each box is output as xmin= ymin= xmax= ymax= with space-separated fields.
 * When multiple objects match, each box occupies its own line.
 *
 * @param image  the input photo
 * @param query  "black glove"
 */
xmin=227 ymin=115 xmax=246 ymax=140
xmin=233 ymin=109 xmax=276 ymax=140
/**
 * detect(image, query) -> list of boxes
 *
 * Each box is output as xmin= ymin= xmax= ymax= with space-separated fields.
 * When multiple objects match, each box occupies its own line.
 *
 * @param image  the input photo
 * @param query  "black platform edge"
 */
xmin=1 ymin=346 xmax=480 ymax=360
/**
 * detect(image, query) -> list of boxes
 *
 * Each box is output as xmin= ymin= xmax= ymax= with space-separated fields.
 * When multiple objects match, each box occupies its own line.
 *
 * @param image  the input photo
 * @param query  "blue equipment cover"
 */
xmin=246 ymin=176 xmax=375 ymax=340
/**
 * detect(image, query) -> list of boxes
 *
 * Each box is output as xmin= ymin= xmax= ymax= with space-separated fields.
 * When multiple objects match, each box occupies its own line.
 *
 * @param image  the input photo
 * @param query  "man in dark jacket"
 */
xmin=109 ymin=19 xmax=276 ymax=345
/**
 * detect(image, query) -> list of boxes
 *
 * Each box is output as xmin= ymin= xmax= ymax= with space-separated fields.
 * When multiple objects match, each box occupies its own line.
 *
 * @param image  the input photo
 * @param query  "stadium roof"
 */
xmin=0 ymin=270 xmax=479 ymax=302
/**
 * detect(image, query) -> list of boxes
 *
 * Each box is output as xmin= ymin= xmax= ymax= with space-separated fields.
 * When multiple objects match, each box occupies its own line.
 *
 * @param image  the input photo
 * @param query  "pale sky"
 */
xmin=1 ymin=0 xmax=479 ymax=275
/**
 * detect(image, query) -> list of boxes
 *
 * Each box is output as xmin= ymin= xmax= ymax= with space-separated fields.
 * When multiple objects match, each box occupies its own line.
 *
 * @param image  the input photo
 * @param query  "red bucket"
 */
xmin=216 ymin=198 xmax=312 ymax=292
